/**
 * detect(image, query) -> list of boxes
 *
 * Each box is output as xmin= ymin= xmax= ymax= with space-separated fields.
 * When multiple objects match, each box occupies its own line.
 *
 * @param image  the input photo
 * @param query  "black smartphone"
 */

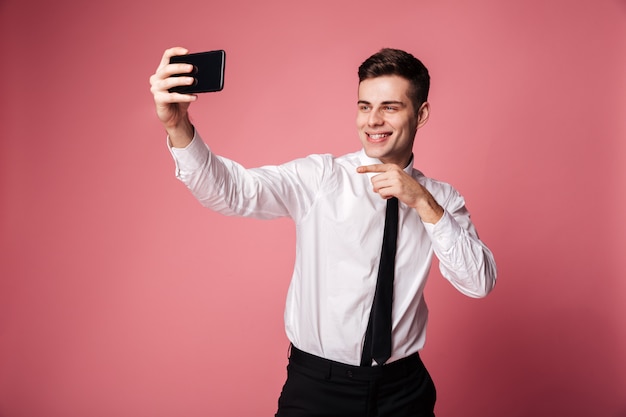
xmin=168 ymin=50 xmax=225 ymax=94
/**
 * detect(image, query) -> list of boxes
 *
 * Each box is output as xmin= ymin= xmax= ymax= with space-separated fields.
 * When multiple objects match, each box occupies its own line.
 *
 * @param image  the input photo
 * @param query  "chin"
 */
xmin=364 ymin=147 xmax=387 ymax=161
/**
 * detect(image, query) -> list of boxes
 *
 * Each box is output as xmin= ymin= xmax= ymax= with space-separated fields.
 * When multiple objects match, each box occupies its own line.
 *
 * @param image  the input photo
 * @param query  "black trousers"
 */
xmin=275 ymin=345 xmax=436 ymax=417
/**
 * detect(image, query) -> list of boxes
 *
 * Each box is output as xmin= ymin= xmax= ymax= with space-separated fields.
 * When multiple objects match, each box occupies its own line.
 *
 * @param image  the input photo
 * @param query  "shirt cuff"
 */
xmin=423 ymin=210 xmax=462 ymax=252
xmin=167 ymin=129 xmax=211 ymax=175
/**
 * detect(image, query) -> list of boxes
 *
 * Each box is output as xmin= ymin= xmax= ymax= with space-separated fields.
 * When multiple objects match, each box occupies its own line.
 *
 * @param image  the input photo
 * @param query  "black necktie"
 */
xmin=361 ymin=197 xmax=399 ymax=366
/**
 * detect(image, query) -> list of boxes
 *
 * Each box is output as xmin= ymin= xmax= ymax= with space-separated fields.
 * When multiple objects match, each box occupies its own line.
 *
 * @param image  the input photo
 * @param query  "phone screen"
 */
xmin=169 ymin=50 xmax=225 ymax=94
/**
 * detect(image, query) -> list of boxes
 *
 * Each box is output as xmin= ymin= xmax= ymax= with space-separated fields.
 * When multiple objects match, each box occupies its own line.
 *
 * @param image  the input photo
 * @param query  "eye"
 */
xmin=359 ymin=104 xmax=371 ymax=112
xmin=383 ymin=106 xmax=398 ymax=112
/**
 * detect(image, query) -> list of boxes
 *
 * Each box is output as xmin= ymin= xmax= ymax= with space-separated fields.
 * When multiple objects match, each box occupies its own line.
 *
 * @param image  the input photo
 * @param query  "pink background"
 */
xmin=1 ymin=0 xmax=625 ymax=416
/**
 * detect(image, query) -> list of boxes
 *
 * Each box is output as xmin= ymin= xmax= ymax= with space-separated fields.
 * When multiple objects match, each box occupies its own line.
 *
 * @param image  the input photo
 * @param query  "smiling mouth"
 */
xmin=367 ymin=132 xmax=391 ymax=141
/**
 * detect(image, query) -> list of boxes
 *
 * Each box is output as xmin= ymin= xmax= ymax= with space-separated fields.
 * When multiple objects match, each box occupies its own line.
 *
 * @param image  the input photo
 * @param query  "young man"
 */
xmin=150 ymin=47 xmax=497 ymax=417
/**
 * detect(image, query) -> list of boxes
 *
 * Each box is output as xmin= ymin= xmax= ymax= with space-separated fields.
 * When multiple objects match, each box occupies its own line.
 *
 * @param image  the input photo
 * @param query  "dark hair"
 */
xmin=358 ymin=48 xmax=430 ymax=110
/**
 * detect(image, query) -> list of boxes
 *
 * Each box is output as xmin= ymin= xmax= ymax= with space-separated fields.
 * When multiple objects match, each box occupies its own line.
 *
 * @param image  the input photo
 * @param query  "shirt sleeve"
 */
xmin=167 ymin=130 xmax=326 ymax=221
xmin=422 ymin=188 xmax=497 ymax=298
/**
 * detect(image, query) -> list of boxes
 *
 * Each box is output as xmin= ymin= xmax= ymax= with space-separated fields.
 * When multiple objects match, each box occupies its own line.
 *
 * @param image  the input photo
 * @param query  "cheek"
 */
xmin=394 ymin=116 xmax=416 ymax=132
xmin=356 ymin=114 xmax=368 ymax=130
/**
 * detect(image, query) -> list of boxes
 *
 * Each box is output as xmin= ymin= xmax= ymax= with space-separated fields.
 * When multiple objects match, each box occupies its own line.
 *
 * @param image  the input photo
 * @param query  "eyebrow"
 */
xmin=357 ymin=100 xmax=407 ymax=107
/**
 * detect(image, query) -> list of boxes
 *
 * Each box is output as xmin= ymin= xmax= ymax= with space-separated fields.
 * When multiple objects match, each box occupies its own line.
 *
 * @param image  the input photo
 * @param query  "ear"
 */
xmin=416 ymin=102 xmax=430 ymax=129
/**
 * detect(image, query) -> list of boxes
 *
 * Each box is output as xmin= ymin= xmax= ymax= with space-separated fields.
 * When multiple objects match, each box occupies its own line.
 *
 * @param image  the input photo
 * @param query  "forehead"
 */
xmin=357 ymin=75 xmax=412 ymax=103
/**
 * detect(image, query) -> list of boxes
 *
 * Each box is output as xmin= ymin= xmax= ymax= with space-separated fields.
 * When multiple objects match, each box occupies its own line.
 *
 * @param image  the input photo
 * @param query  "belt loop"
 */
xmin=324 ymin=363 xmax=332 ymax=380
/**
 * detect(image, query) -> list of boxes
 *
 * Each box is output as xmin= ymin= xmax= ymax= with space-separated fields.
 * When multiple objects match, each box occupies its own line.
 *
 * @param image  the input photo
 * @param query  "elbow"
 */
xmin=470 ymin=261 xmax=498 ymax=298
xmin=449 ymin=260 xmax=497 ymax=299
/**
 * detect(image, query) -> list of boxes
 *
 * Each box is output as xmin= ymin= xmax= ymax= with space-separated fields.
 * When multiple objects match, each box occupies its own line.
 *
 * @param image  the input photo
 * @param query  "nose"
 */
xmin=368 ymin=110 xmax=384 ymax=126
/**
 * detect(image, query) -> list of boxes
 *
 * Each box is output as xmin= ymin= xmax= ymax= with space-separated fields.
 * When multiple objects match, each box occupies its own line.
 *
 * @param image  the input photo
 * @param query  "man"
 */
xmin=150 ymin=46 xmax=497 ymax=417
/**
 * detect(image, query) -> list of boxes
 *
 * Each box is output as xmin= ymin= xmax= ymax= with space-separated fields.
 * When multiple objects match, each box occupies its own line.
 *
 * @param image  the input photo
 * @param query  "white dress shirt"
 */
xmin=169 ymin=131 xmax=497 ymax=366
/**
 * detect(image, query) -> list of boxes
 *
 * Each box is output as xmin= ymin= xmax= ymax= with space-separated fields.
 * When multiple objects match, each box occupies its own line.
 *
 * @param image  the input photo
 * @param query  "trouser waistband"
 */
xmin=288 ymin=344 xmax=424 ymax=382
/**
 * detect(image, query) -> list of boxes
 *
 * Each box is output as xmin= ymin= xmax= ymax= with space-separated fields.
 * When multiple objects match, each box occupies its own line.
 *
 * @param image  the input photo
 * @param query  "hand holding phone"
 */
xmin=168 ymin=50 xmax=226 ymax=94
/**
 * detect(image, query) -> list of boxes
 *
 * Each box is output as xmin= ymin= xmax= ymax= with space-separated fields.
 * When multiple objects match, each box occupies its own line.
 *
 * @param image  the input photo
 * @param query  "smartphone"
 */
xmin=168 ymin=50 xmax=225 ymax=94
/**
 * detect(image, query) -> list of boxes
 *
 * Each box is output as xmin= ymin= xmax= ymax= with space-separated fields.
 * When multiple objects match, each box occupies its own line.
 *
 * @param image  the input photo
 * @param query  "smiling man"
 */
xmin=150 ymin=47 xmax=497 ymax=417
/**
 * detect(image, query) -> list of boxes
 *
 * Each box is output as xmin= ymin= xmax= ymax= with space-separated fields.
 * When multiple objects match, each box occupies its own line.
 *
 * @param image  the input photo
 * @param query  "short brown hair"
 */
xmin=358 ymin=48 xmax=430 ymax=111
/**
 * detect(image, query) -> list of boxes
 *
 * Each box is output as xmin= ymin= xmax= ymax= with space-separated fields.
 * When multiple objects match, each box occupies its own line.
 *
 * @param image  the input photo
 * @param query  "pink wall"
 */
xmin=1 ymin=0 xmax=624 ymax=416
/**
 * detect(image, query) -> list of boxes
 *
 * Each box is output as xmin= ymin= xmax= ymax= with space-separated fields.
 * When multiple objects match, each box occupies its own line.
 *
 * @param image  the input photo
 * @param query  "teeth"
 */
xmin=369 ymin=133 xmax=389 ymax=139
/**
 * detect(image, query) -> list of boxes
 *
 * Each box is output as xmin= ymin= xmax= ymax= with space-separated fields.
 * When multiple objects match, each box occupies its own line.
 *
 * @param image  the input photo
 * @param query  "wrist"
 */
xmin=167 ymin=118 xmax=194 ymax=148
xmin=414 ymin=196 xmax=444 ymax=224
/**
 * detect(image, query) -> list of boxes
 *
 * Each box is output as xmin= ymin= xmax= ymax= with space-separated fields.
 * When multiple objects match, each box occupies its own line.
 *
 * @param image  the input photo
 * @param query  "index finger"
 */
xmin=157 ymin=47 xmax=189 ymax=69
xmin=356 ymin=164 xmax=393 ymax=174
